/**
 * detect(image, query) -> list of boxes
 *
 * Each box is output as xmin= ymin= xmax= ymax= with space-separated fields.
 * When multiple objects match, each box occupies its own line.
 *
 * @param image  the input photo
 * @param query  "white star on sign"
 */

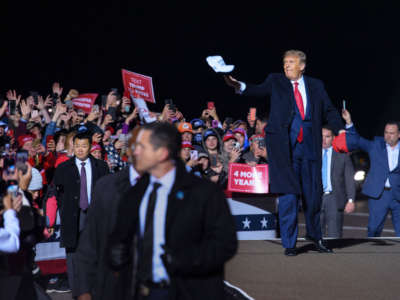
xmin=242 ymin=217 xmax=251 ymax=229
xmin=260 ymin=217 xmax=268 ymax=229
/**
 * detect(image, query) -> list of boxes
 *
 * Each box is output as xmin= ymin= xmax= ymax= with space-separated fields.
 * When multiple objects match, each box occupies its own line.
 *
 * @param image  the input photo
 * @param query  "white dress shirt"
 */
xmin=139 ymin=167 xmax=176 ymax=283
xmin=129 ymin=165 xmax=140 ymax=186
xmin=75 ymin=157 xmax=92 ymax=204
xmin=239 ymin=76 xmax=308 ymax=113
xmin=0 ymin=209 xmax=20 ymax=253
xmin=385 ymin=143 xmax=399 ymax=187
xmin=322 ymin=146 xmax=333 ymax=193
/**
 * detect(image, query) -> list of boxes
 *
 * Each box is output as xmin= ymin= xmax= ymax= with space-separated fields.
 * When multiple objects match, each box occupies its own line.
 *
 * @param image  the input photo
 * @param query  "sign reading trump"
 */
xmin=121 ymin=69 xmax=156 ymax=104
xmin=72 ymin=93 xmax=98 ymax=113
xmin=228 ymin=163 xmax=269 ymax=194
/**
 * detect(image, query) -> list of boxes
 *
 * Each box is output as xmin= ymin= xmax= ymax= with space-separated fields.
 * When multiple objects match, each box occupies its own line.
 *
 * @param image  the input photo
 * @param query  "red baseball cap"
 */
xmin=91 ymin=142 xmax=102 ymax=153
xmin=18 ymin=134 xmax=34 ymax=148
xmin=233 ymin=128 xmax=246 ymax=137
xmin=181 ymin=141 xmax=194 ymax=149
xmin=223 ymin=132 xmax=237 ymax=142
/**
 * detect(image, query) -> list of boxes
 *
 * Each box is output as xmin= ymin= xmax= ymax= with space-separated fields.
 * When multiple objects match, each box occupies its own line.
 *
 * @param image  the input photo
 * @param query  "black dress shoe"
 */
xmin=315 ymin=239 xmax=333 ymax=253
xmin=284 ymin=248 xmax=297 ymax=256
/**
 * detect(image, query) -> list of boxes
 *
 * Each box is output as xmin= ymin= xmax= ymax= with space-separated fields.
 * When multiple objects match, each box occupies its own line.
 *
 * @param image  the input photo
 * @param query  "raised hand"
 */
xmin=223 ymin=75 xmax=241 ymax=91
xmin=6 ymin=90 xmax=22 ymax=106
xmin=229 ymin=147 xmax=241 ymax=162
xmin=52 ymin=82 xmax=63 ymax=97
xmin=125 ymin=107 xmax=138 ymax=124
xmin=37 ymin=96 xmax=45 ymax=110
xmin=208 ymin=107 xmax=219 ymax=122
xmin=106 ymin=91 xmax=118 ymax=109
xmin=20 ymin=100 xmax=32 ymax=119
xmin=247 ymin=112 xmax=255 ymax=128
xmin=341 ymin=109 xmax=352 ymax=125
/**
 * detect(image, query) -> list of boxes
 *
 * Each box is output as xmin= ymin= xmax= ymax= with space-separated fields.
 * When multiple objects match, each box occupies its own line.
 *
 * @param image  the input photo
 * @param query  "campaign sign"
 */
xmin=72 ymin=93 xmax=98 ymax=113
xmin=121 ymin=69 xmax=156 ymax=103
xmin=228 ymin=163 xmax=269 ymax=194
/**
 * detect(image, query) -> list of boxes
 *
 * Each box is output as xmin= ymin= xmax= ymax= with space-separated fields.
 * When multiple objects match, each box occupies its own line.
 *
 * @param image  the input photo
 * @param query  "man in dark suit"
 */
xmin=224 ymin=50 xmax=344 ymax=255
xmin=76 ymin=128 xmax=142 ymax=300
xmin=321 ymin=126 xmax=356 ymax=238
xmin=108 ymin=122 xmax=238 ymax=300
xmin=342 ymin=110 xmax=400 ymax=237
xmin=54 ymin=132 xmax=109 ymax=298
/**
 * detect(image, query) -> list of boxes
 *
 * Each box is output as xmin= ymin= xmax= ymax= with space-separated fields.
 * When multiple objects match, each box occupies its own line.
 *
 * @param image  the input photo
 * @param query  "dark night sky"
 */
xmin=1 ymin=1 xmax=399 ymax=137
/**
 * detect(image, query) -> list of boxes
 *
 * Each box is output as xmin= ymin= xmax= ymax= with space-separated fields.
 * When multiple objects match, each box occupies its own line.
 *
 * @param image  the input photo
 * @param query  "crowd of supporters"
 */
xmin=0 ymin=82 xmax=269 ymax=295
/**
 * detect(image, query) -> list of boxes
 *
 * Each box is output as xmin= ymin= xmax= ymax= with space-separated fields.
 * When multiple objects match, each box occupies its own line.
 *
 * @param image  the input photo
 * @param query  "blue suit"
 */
xmin=346 ymin=126 xmax=400 ymax=236
xmin=243 ymin=73 xmax=343 ymax=248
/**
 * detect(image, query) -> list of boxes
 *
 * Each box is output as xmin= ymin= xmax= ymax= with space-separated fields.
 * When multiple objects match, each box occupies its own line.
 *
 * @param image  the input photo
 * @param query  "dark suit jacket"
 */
xmin=243 ymin=73 xmax=343 ymax=195
xmin=54 ymin=155 xmax=109 ymax=249
xmin=330 ymin=150 xmax=356 ymax=210
xmin=76 ymin=167 xmax=133 ymax=300
xmin=347 ymin=126 xmax=400 ymax=200
xmin=108 ymin=161 xmax=238 ymax=300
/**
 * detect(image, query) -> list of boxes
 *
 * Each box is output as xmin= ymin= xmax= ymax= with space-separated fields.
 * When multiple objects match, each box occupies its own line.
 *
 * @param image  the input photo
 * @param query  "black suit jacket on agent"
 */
xmin=54 ymin=155 xmax=109 ymax=249
xmin=330 ymin=151 xmax=356 ymax=210
xmin=243 ymin=73 xmax=343 ymax=195
xmin=76 ymin=167 xmax=133 ymax=300
xmin=108 ymin=161 xmax=238 ymax=300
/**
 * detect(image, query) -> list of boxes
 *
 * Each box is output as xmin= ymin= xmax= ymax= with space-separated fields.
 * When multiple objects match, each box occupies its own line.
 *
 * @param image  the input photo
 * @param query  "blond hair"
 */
xmin=283 ymin=50 xmax=306 ymax=65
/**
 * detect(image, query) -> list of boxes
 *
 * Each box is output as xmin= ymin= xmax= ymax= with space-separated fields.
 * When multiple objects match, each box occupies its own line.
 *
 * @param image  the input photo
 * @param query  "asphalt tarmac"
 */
xmin=48 ymin=196 xmax=398 ymax=300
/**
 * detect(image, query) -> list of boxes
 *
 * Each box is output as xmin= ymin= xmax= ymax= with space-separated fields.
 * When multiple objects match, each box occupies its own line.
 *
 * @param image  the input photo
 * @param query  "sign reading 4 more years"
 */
xmin=228 ymin=163 xmax=269 ymax=194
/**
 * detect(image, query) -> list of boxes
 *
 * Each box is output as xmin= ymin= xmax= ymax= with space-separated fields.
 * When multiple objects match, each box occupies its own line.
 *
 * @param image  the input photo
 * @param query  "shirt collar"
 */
xmin=75 ymin=156 xmax=90 ymax=165
xmin=322 ymin=146 xmax=333 ymax=154
xmin=386 ymin=143 xmax=400 ymax=151
xmin=129 ymin=165 xmax=140 ymax=186
xmin=291 ymin=76 xmax=304 ymax=87
xmin=150 ymin=167 xmax=176 ymax=192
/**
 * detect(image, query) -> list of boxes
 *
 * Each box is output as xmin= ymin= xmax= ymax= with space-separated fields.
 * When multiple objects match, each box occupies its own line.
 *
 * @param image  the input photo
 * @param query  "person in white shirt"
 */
xmin=0 ymin=194 xmax=22 ymax=253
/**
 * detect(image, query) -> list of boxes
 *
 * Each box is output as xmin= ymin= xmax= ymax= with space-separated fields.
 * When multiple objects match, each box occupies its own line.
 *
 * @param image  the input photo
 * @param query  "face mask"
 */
xmin=125 ymin=105 xmax=131 ymax=113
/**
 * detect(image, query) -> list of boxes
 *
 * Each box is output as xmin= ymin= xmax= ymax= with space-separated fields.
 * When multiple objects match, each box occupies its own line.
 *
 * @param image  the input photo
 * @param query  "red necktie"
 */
xmin=294 ymin=82 xmax=305 ymax=143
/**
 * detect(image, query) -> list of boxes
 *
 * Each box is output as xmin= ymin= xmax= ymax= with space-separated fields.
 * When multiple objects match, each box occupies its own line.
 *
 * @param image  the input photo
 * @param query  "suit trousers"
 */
xmin=278 ymin=142 xmax=322 ymax=249
xmin=320 ymin=193 xmax=343 ymax=238
xmin=66 ymin=209 xmax=88 ymax=298
xmin=368 ymin=189 xmax=400 ymax=237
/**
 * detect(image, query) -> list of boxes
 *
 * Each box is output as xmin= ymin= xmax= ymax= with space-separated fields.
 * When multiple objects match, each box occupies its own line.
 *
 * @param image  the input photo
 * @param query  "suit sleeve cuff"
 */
xmin=236 ymin=82 xmax=246 ymax=94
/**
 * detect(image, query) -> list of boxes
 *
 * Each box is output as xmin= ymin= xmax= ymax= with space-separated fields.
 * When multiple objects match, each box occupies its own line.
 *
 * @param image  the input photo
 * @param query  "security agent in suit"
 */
xmin=342 ymin=110 xmax=400 ymax=237
xmin=224 ymin=50 xmax=344 ymax=256
xmin=76 ymin=128 xmax=142 ymax=300
xmin=108 ymin=122 xmax=238 ymax=300
xmin=53 ymin=132 xmax=109 ymax=298
xmin=321 ymin=126 xmax=356 ymax=238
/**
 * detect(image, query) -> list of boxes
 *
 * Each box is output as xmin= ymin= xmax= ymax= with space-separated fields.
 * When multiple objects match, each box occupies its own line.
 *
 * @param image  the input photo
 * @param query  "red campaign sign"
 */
xmin=227 ymin=163 xmax=269 ymax=194
xmin=72 ymin=93 xmax=98 ymax=114
xmin=121 ymin=69 xmax=156 ymax=103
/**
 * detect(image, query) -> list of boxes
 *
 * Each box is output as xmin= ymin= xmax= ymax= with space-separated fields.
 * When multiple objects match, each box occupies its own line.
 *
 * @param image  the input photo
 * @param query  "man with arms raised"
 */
xmin=224 ymin=50 xmax=344 ymax=255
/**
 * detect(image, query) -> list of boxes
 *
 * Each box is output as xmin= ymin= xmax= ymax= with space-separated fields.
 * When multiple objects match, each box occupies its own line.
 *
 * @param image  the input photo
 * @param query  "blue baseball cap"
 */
xmin=191 ymin=118 xmax=206 ymax=129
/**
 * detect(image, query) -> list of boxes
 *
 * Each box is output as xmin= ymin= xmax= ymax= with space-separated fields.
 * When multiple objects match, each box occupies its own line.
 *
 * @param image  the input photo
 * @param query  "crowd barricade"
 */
xmin=35 ymin=212 xmax=67 ymax=275
xmin=33 ymin=163 xmax=276 ymax=273
xmin=226 ymin=163 xmax=277 ymax=240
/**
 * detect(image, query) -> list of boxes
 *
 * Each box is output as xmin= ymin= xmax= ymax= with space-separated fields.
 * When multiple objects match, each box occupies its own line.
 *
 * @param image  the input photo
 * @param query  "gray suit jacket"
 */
xmin=330 ymin=151 xmax=356 ymax=210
